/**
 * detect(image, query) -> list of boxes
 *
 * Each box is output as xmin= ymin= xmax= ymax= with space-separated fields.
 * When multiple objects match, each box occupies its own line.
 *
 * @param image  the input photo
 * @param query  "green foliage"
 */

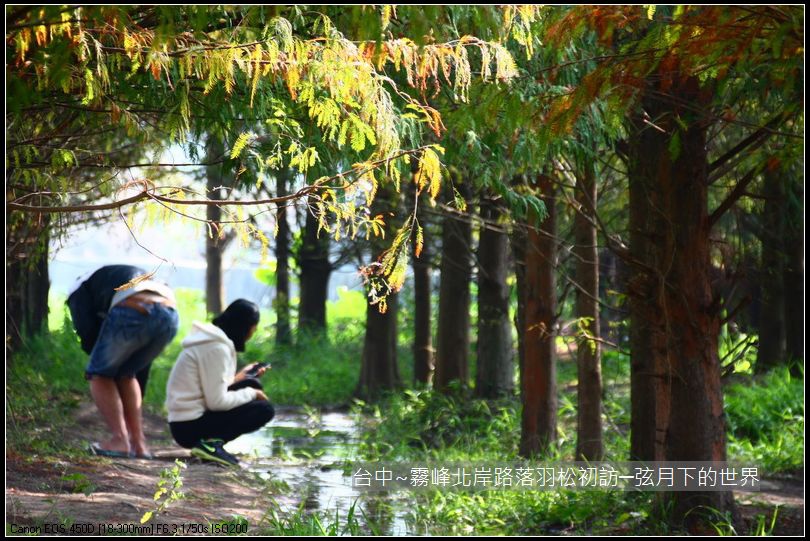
xmin=411 ymin=489 xmax=655 ymax=535
xmin=246 ymin=288 xmax=367 ymax=407
xmin=354 ymin=388 xmax=521 ymax=461
xmin=141 ymin=460 xmax=187 ymax=524
xmin=6 ymin=5 xmax=526 ymax=224
xmin=719 ymin=323 xmax=757 ymax=376
xmin=259 ymin=498 xmax=370 ymax=535
xmin=7 ymin=314 xmax=88 ymax=456
xmin=752 ymin=508 xmax=779 ymax=536
xmin=349 ymin=340 xmax=800 ymax=533
xmin=725 ymin=367 xmax=803 ymax=442
xmin=59 ymin=473 xmax=97 ymax=497
xmin=725 ymin=367 xmax=804 ymax=472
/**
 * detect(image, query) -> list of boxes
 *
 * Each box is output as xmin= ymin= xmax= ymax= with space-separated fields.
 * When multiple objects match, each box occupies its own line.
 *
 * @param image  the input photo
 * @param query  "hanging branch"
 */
xmin=7 ymin=146 xmax=433 ymax=214
xmin=708 ymin=162 xmax=765 ymax=228
xmin=707 ymin=110 xmax=789 ymax=184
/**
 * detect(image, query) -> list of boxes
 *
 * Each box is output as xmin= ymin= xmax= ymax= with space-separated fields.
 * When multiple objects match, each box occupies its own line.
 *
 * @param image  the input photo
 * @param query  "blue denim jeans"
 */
xmin=86 ymin=304 xmax=179 ymax=379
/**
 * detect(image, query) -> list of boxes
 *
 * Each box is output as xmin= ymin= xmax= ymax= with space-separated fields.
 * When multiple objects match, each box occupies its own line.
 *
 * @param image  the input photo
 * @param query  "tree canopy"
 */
xmin=8 ymin=5 xmax=545 ymax=304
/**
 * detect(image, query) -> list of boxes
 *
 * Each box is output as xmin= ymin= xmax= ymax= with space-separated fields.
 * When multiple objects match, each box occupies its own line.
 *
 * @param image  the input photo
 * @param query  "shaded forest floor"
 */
xmin=6 ymin=398 xmax=805 ymax=536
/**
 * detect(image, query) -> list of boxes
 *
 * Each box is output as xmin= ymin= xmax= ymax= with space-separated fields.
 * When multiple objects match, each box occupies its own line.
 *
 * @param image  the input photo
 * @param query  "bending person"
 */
xmin=67 ymin=265 xmax=166 ymax=399
xmin=166 ymin=299 xmax=274 ymax=466
xmin=68 ymin=265 xmax=179 ymax=459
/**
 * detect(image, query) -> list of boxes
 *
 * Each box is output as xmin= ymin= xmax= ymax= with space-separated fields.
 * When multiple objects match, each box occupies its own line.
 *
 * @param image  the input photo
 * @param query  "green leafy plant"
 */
xmin=141 ymin=460 xmax=187 ymax=524
xmin=59 ymin=473 xmax=96 ymax=497
xmin=752 ymin=507 xmax=779 ymax=536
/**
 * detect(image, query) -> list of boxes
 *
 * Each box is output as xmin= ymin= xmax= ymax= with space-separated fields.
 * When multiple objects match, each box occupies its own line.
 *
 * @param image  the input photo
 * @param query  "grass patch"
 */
xmin=409 ymin=489 xmax=658 ymax=536
xmin=725 ymin=366 xmax=804 ymax=472
xmin=7 ymin=316 xmax=88 ymax=456
xmin=258 ymin=498 xmax=380 ymax=535
xmin=353 ymin=350 xmax=803 ymax=534
xmin=247 ymin=288 xmax=367 ymax=407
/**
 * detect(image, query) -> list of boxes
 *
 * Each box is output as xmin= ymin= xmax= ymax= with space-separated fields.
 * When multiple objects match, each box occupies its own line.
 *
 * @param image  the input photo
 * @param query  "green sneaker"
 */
xmin=191 ymin=439 xmax=240 ymax=467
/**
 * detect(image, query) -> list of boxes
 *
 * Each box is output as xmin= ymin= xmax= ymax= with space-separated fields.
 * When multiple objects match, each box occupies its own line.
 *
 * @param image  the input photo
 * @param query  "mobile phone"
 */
xmin=245 ymin=362 xmax=271 ymax=378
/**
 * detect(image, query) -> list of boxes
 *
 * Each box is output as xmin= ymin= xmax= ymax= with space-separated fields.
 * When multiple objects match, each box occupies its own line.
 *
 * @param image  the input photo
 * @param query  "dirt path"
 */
xmin=6 ymin=403 xmax=278 ymax=535
xmin=734 ymin=472 xmax=805 ymax=536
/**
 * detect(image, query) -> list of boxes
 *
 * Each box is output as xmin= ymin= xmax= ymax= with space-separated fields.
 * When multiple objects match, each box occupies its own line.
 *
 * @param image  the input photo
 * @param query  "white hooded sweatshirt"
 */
xmin=166 ymin=322 xmax=258 ymax=422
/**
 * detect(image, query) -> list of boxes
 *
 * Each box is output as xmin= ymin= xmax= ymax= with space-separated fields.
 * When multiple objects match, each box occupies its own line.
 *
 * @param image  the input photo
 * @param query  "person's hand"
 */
xmin=255 ymin=390 xmax=268 ymax=401
xmin=251 ymin=363 xmax=269 ymax=378
xmin=234 ymin=362 xmax=267 ymax=382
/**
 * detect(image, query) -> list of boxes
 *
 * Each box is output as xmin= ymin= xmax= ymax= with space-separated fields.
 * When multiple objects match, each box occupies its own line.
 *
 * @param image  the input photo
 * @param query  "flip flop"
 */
xmin=89 ymin=442 xmax=133 ymax=459
xmin=134 ymin=452 xmax=154 ymax=460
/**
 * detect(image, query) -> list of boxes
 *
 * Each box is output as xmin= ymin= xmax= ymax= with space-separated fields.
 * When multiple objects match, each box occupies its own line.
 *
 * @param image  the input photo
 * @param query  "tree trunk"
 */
xmin=511 ymin=177 xmax=528 ymax=403
xmin=434 ymin=180 xmax=473 ymax=392
xmin=512 ymin=231 xmax=527 ymax=404
xmin=574 ymin=161 xmax=603 ymax=461
xmin=475 ymin=196 xmax=514 ymax=398
xmin=782 ymin=169 xmax=804 ymax=376
xmin=356 ymin=292 xmax=400 ymax=400
xmin=356 ymin=185 xmax=402 ymax=399
xmin=628 ymin=74 xmax=735 ymax=526
xmin=298 ymin=195 xmax=331 ymax=336
xmin=519 ymin=173 xmax=557 ymax=457
xmin=275 ymin=167 xmax=292 ymax=346
xmin=756 ymin=167 xmax=786 ymax=372
xmin=6 ymin=216 xmax=51 ymax=357
xmin=205 ymin=135 xmax=226 ymax=315
xmin=628 ymin=97 xmax=670 ymax=463
xmin=598 ymin=248 xmax=628 ymax=346
xmin=412 ymin=230 xmax=434 ymax=386
xmin=663 ymin=111 xmax=734 ymax=527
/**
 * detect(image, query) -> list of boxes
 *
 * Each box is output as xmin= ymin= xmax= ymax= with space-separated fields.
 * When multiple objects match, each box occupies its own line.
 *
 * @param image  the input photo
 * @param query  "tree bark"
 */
xmin=412 ymin=230 xmax=434 ymax=386
xmin=356 ymin=292 xmax=400 ymax=400
xmin=628 ymin=73 xmax=735 ymax=526
xmin=298 ymin=194 xmax=331 ymax=336
xmin=574 ymin=161 xmax=603 ymax=461
xmin=275 ymin=167 xmax=292 ymax=346
xmin=782 ymin=169 xmax=804 ymax=376
xmin=628 ymin=95 xmax=670 ymax=463
xmin=519 ymin=173 xmax=557 ymax=457
xmin=205 ymin=135 xmax=226 ymax=315
xmin=6 ymin=216 xmax=51 ymax=357
xmin=356 ymin=185 xmax=402 ymax=399
xmin=434 ymin=179 xmax=473 ymax=392
xmin=511 ymin=176 xmax=528 ymax=404
xmin=512 ymin=229 xmax=527 ymax=404
xmin=475 ymin=195 xmax=514 ymax=398
xmin=598 ymin=248 xmax=628 ymax=346
xmin=755 ymin=167 xmax=786 ymax=372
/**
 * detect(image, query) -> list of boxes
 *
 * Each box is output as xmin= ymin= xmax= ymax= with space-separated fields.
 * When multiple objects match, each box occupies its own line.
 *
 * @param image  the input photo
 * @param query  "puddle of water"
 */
xmin=226 ymin=408 xmax=411 ymax=535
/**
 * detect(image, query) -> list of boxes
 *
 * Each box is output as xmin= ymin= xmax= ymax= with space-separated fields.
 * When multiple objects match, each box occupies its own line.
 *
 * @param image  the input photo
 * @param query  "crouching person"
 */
xmin=166 ymin=299 xmax=274 ymax=466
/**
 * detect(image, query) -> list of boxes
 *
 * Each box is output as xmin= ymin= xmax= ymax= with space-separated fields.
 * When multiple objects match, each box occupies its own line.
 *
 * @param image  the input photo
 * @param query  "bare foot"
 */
xmin=99 ymin=436 xmax=131 ymax=454
xmin=130 ymin=439 xmax=152 ymax=458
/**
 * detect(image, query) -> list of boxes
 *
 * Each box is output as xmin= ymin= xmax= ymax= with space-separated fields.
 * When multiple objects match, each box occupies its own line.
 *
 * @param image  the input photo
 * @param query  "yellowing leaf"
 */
xmin=230 ymin=132 xmax=254 ymax=159
xmin=414 ymin=147 xmax=443 ymax=199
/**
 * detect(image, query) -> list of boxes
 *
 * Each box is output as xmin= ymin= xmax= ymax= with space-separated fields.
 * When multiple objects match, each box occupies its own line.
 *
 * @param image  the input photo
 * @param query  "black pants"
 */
xmin=169 ymin=379 xmax=274 ymax=448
